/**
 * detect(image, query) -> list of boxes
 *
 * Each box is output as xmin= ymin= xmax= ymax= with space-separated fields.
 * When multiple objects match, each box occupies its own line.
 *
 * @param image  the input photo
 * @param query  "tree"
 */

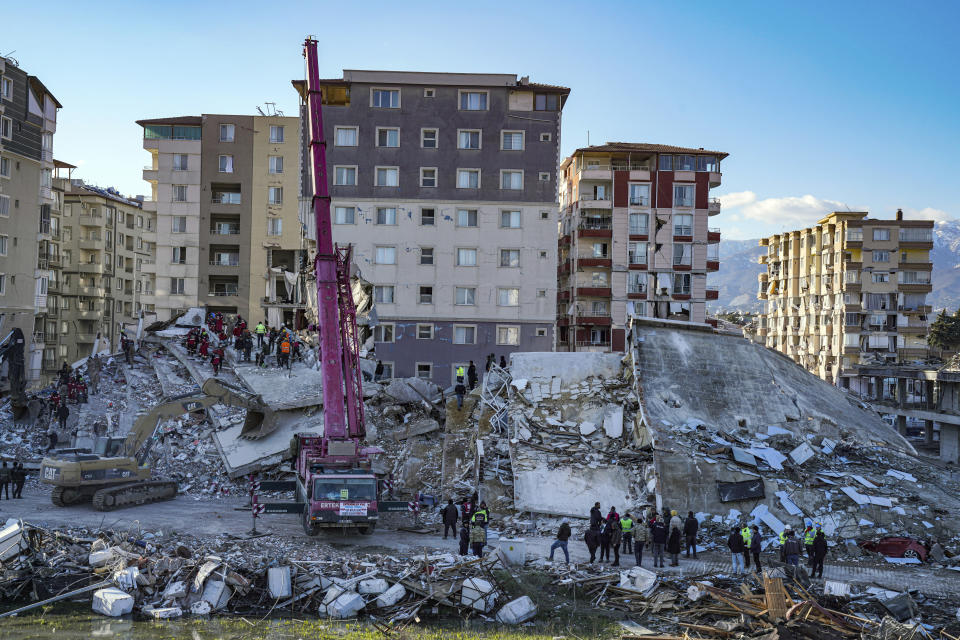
xmin=927 ymin=308 xmax=960 ymax=351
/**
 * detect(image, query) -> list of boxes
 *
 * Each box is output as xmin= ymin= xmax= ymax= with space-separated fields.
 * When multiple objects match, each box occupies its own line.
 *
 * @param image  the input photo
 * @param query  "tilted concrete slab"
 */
xmin=231 ymin=361 xmax=324 ymax=411
xmin=212 ymin=410 xmax=323 ymax=478
xmin=514 ymin=461 xmax=632 ymax=519
xmin=509 ymin=352 xmax=622 ymax=386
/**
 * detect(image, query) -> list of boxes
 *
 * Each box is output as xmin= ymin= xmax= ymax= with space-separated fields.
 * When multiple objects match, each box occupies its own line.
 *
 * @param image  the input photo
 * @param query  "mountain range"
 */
xmin=709 ymin=220 xmax=960 ymax=313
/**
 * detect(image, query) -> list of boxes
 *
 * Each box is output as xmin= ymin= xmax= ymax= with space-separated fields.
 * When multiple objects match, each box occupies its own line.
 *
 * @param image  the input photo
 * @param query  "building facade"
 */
xmin=556 ymin=143 xmax=725 ymax=352
xmin=138 ymin=114 xmax=302 ymax=324
xmin=295 ymin=70 xmax=569 ymax=384
xmin=0 ymin=55 xmax=61 ymax=386
xmin=757 ymin=210 xmax=933 ymax=387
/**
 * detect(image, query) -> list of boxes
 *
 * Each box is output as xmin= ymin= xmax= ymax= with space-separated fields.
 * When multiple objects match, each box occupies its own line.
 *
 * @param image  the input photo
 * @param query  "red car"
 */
xmin=859 ymin=536 xmax=929 ymax=562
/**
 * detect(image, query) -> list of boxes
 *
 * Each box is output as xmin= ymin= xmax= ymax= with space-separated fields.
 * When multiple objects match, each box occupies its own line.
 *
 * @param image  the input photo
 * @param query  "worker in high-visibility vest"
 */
xmin=740 ymin=525 xmax=753 ymax=570
xmin=803 ymin=524 xmax=816 ymax=567
xmin=255 ymin=321 xmax=267 ymax=348
xmin=778 ymin=524 xmax=791 ymax=562
xmin=620 ymin=513 xmax=634 ymax=554
xmin=456 ymin=365 xmax=465 ymax=383
xmin=280 ymin=338 xmax=291 ymax=369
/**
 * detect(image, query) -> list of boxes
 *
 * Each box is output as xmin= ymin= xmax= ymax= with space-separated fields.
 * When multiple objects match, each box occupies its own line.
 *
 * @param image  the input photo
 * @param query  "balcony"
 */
xmin=558 ymin=234 xmax=571 ymax=247
xmin=79 ymin=237 xmax=105 ymax=250
xmin=900 ymin=282 xmax=932 ymax=293
xmin=578 ymin=195 xmax=613 ymax=210
xmin=575 ymin=287 xmax=612 ymax=297
xmin=673 ymin=293 xmax=691 ymax=301
xmin=708 ymin=198 xmax=722 ymax=215
xmin=75 ymin=333 xmax=98 ymax=344
xmin=576 ymin=340 xmax=611 ymax=349
xmin=628 ymin=253 xmax=648 ymax=269
xmin=78 ymin=262 xmax=104 ymax=274
xmin=576 ymin=316 xmax=612 ymax=326
xmin=261 ymin=297 xmax=306 ymax=308
xmin=78 ymin=286 xmax=105 ymax=297
xmin=628 ymin=229 xmax=649 ymax=241
xmin=578 ymin=257 xmax=611 ymax=268
xmin=578 ymin=166 xmax=613 ymax=181
xmin=78 ymin=214 xmax=103 ymax=227
xmin=673 ymin=260 xmax=692 ymax=271
xmin=142 ymin=167 xmax=158 ymax=182
xmin=74 ymin=308 xmax=102 ymax=320
xmin=558 ymin=290 xmax=570 ymax=302
xmin=627 ymin=285 xmax=647 ymax=299
xmin=210 ymin=226 xmax=241 ymax=236
xmin=577 ymin=225 xmax=612 ymax=238
xmin=707 ymin=228 xmax=721 ymax=243
xmin=558 ymin=260 xmax=571 ymax=276
xmin=707 ymin=260 xmax=720 ymax=272
xmin=706 ymin=287 xmax=719 ymax=300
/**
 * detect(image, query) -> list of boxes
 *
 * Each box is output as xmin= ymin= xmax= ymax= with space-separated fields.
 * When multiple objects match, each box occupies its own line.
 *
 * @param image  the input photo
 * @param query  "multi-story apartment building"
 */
xmin=556 ymin=143 xmax=726 ymax=351
xmin=757 ymin=210 xmax=933 ymax=387
xmin=138 ymin=114 xmax=302 ymax=325
xmin=294 ymin=70 xmax=568 ymax=383
xmin=0 ymin=55 xmax=61 ymax=387
xmin=60 ymin=181 xmax=147 ymax=361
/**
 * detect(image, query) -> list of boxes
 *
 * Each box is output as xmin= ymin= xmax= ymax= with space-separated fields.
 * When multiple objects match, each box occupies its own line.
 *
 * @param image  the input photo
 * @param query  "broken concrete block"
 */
xmin=163 ymin=581 xmax=187 ymax=600
xmin=201 ymin=580 xmax=232 ymax=610
xmin=930 ymin=543 xmax=946 ymax=563
xmin=579 ymin=422 xmax=596 ymax=436
xmin=461 ymin=577 xmax=497 ymax=612
xmin=789 ymin=442 xmax=815 ymax=465
xmin=148 ymin=606 xmax=183 ymax=619
xmin=602 ymin=404 xmax=623 ymax=438
xmin=495 ymin=595 xmax=538 ymax=624
xmin=498 ymin=538 xmax=526 ymax=566
xmin=375 ymin=583 xmax=406 ymax=608
xmin=88 ymin=549 xmax=117 ymax=568
xmin=92 ymin=587 xmax=134 ymax=617
xmin=618 ymin=567 xmax=658 ymax=595
xmin=189 ymin=600 xmax=212 ymax=615
xmin=268 ymin=567 xmax=292 ymax=599
xmin=357 ymin=578 xmax=388 ymax=595
xmin=326 ymin=591 xmax=365 ymax=619
xmin=824 ymin=581 xmax=850 ymax=596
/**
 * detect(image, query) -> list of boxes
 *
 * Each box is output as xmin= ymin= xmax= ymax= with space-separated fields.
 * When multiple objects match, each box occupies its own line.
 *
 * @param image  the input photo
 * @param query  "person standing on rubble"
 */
xmin=667 ymin=516 xmax=682 ymax=566
xmin=650 ymin=515 xmax=667 ymax=568
xmin=620 ymin=512 xmax=633 ymax=555
xmin=12 ymin=462 xmax=25 ymax=499
xmin=461 ymin=497 xmax=473 ymax=525
xmin=606 ymin=506 xmax=620 ymax=523
xmin=56 ymin=402 xmax=69 ymax=434
xmin=782 ymin=528 xmax=802 ymax=568
xmin=590 ymin=502 xmax=603 ymax=530
xmin=549 ymin=521 xmax=572 ymax=564
xmin=633 ymin=514 xmax=649 ymax=566
xmin=467 ymin=361 xmax=478 ymax=390
xmin=584 ymin=526 xmax=601 ymax=563
xmin=455 ymin=380 xmax=467 ymax=410
xmin=0 ymin=461 xmax=10 ymax=500
xmin=499 ymin=355 xmax=507 ymax=368
xmin=810 ymin=525 xmax=827 ymax=578
xmin=469 ymin=518 xmax=486 ymax=556
xmin=803 ymin=522 xmax=816 ymax=568
xmin=684 ymin=511 xmax=699 ymax=558
xmin=256 ymin=321 xmax=267 ymax=348
xmin=472 ymin=501 xmax=489 ymax=538
xmin=741 ymin=524 xmax=753 ymax=570
xmin=442 ymin=499 xmax=459 ymax=539
xmin=749 ymin=524 xmax=762 ymax=570
xmin=728 ymin=526 xmax=746 ymax=575
xmin=610 ymin=518 xmax=622 ymax=566
xmin=374 ymin=360 xmax=384 ymax=381
xmin=458 ymin=523 xmax=470 ymax=555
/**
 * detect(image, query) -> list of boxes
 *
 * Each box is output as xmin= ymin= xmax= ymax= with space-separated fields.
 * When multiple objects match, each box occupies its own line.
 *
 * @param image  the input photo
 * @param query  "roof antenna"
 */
xmin=587 ymin=130 xmax=590 ymax=146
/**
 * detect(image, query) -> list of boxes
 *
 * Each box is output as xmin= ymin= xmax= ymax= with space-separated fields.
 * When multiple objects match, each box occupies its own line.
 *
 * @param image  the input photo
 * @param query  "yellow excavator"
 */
xmin=40 ymin=378 xmax=275 ymax=511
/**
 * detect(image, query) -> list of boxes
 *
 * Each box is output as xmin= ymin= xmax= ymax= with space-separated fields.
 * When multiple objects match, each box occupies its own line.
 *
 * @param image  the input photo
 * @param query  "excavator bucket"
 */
xmin=238 ymin=408 xmax=281 ymax=439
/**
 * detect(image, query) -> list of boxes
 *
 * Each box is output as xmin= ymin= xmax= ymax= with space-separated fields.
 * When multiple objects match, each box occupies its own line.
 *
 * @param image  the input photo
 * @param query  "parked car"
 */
xmin=859 ymin=536 xmax=929 ymax=562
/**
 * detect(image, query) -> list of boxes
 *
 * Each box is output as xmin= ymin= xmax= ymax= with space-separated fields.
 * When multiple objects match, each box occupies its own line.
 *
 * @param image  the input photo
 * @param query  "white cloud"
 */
xmin=719 ymin=191 xmax=757 ymax=209
xmin=737 ymin=194 xmax=852 ymax=226
xmin=902 ymin=207 xmax=955 ymax=223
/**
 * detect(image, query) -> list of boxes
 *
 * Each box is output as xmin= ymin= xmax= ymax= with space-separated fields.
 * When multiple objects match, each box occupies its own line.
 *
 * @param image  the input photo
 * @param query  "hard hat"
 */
xmin=816 ymin=522 xmax=822 ymax=528
xmin=784 ymin=524 xmax=792 ymax=531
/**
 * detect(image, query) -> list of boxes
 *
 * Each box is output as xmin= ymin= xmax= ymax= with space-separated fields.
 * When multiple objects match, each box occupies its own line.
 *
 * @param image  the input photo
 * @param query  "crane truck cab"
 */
xmin=298 ymin=468 xmax=380 ymax=535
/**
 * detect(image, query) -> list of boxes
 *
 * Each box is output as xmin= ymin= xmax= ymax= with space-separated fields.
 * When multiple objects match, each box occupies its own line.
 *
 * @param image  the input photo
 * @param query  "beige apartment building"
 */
xmin=557 ymin=143 xmax=726 ymax=351
xmin=757 ymin=210 xmax=933 ymax=388
xmin=139 ymin=114 xmax=302 ymax=325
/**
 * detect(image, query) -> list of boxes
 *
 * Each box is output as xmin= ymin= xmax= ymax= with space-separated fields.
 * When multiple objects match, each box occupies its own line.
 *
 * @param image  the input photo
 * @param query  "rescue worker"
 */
xmin=461 ymin=497 xmax=473 ymax=525
xmin=803 ymin=523 xmax=816 ymax=567
xmin=442 ymin=499 xmax=459 ymax=539
xmin=811 ymin=525 xmax=827 ymax=578
xmin=650 ymin=515 xmax=667 ymax=568
xmin=741 ymin=524 xmax=753 ymax=570
xmin=499 ymin=355 xmax=507 ymax=368
xmin=458 ymin=523 xmax=470 ymax=555
xmin=374 ymin=360 xmax=384 ymax=381
xmin=669 ymin=509 xmax=682 ymax=533
xmin=778 ymin=524 xmax=791 ymax=560
xmin=782 ymin=529 xmax=802 ymax=567
xmin=211 ymin=352 xmax=222 ymax=375
xmin=0 ymin=461 xmax=10 ymax=499
xmin=684 ymin=511 xmax=699 ymax=558
xmin=12 ymin=461 xmax=26 ymax=499
xmin=471 ymin=501 xmax=489 ymax=535
xmin=633 ymin=512 xmax=650 ymax=566
xmin=255 ymin=321 xmax=267 ymax=348
xmin=279 ymin=337 xmax=291 ymax=369
xmin=467 ymin=361 xmax=478 ymax=390
xmin=620 ymin=511 xmax=634 ymax=554
xmin=469 ymin=518 xmax=486 ymax=556
xmin=56 ymin=403 xmax=69 ymax=433
xmin=456 ymin=365 xmax=465 ymax=383
xmin=750 ymin=524 xmax=762 ymax=570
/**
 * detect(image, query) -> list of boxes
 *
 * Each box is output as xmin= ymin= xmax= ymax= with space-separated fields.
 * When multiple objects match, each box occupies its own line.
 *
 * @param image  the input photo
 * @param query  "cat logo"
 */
xmin=182 ymin=401 xmax=202 ymax=411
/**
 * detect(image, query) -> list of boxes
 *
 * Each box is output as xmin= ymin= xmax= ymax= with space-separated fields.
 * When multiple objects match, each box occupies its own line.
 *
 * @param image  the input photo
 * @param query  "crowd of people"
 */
xmin=183 ymin=313 xmax=306 ymax=374
xmin=439 ymin=493 xmax=492 ymax=557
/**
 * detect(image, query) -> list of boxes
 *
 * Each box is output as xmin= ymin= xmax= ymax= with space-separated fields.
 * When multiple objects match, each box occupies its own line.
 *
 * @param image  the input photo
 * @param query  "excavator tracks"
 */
xmin=51 ymin=485 xmax=91 ymax=507
xmin=91 ymin=481 xmax=179 ymax=512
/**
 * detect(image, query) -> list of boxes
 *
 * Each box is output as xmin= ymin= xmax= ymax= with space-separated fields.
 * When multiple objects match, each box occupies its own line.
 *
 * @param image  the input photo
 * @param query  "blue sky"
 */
xmin=4 ymin=0 xmax=957 ymax=239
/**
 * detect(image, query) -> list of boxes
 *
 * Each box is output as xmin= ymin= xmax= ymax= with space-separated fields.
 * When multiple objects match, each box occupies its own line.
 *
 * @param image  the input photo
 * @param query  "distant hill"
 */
xmin=709 ymin=220 xmax=960 ymax=313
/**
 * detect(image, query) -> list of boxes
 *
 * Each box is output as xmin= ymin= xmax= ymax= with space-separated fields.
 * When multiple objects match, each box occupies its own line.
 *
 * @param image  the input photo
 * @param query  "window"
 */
xmin=0 ymin=156 xmax=9 ymax=178
xmin=590 ymin=301 xmax=609 ymax=315
xmin=534 ymin=94 xmax=559 ymax=111
xmin=416 ymin=363 xmax=433 ymax=379
xmin=674 ymin=214 xmax=693 ymax=236
xmin=872 ymin=250 xmax=890 ymax=263
xmin=501 ymin=170 xmax=523 ymax=190
xmin=498 ymin=288 xmax=520 ymax=306
xmin=538 ymin=172 xmax=551 ymax=182
xmin=629 ymin=184 xmax=650 ymax=207
xmin=628 ymin=271 xmax=647 ymax=293
xmin=376 ymin=127 xmax=399 ymax=147
xmin=0 ymin=195 xmax=9 ymax=217
xmin=172 ymin=247 xmax=187 ymax=264
xmin=629 ymin=213 xmax=649 ymax=235
xmin=453 ymin=325 xmax=477 ymax=344
xmin=457 ymin=209 xmax=478 ymax=227
xmin=172 ymin=154 xmax=188 ymax=171
xmin=420 ymin=167 xmax=437 ymax=187
xmin=371 ymin=88 xmax=400 ymax=108
xmin=873 ymin=228 xmax=890 ymax=241
xmin=871 ymin=272 xmax=890 ymax=283
xmin=673 ymin=185 xmax=694 ymax=207
xmin=902 ymin=271 xmax=931 ymax=284
xmin=536 ymin=327 xmax=548 ymax=337
xmin=417 ymin=324 xmax=433 ymax=339
xmin=500 ymin=210 xmax=521 ymax=228
xmin=540 ymin=211 xmax=550 ymax=220
xmin=540 ymin=132 xmax=552 ymax=142
xmin=375 ymin=166 xmax=399 ymax=187
xmin=137 ymin=215 xmax=144 ymax=229
xmin=418 ymin=286 xmax=433 ymax=304
xmin=170 ymin=278 xmax=185 ymax=295
xmin=268 ymin=187 xmax=283 ymax=205
xmin=629 ymin=242 xmax=647 ymax=264
xmin=501 ymin=131 xmax=524 ymax=150
xmin=423 ymin=88 xmax=435 ymax=98
xmin=269 ymin=156 xmax=284 ymax=173
xmin=334 ymin=127 xmax=358 ymax=146
xmin=219 ymin=124 xmax=235 ymax=142
xmin=173 ymin=185 xmax=187 ymax=202
xmin=172 ymin=216 xmax=187 ymax=233
xmin=421 ymin=208 xmax=435 ymax=226
xmin=269 ymin=125 xmax=285 ymax=143
xmin=591 ymin=271 xmax=608 ymax=286
xmin=334 ymin=206 xmax=355 ymax=224
xmin=373 ymin=323 xmax=395 ymax=343
xmin=673 ymin=273 xmax=691 ymax=294
xmin=673 ymin=243 xmax=692 ymax=266
xmin=457 ymin=169 xmax=480 ymax=189
xmin=334 ymin=166 xmax=357 ymax=185
xmin=497 ymin=326 xmax=520 ymax=345
xmin=500 ymin=249 xmax=520 ymax=267
xmin=373 ymin=285 xmax=395 ymax=303
xmin=375 ymin=246 xmax=397 ymax=264
xmin=421 ymin=128 xmax=438 ymax=148
xmin=458 ymin=130 xmax=481 ymax=149
xmin=457 ymin=248 xmax=477 ymax=266
xmin=539 ymin=251 xmax=547 ymax=259
xmin=592 ymin=242 xmax=608 ymax=258
xmin=455 ymin=287 xmax=476 ymax=305
xmin=376 ymin=207 xmax=397 ymax=225
xmin=0 ymin=116 xmax=11 ymax=140
xmin=696 ymin=156 xmax=719 ymax=172
xmin=675 ymin=155 xmax=695 ymax=171
xmin=0 ymin=77 xmax=11 ymax=100
xmin=420 ymin=247 xmax=434 ymax=265
xmin=267 ymin=218 xmax=282 ymax=236
xmin=0 ymin=235 xmax=7 ymax=255
xmin=218 ymin=155 xmax=234 ymax=173
xmin=459 ymin=91 xmax=488 ymax=110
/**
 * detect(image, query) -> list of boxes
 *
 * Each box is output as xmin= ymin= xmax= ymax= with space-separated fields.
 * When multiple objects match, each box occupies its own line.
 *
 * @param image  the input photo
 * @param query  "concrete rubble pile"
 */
xmin=0 ymin=519 xmax=538 ymax=627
